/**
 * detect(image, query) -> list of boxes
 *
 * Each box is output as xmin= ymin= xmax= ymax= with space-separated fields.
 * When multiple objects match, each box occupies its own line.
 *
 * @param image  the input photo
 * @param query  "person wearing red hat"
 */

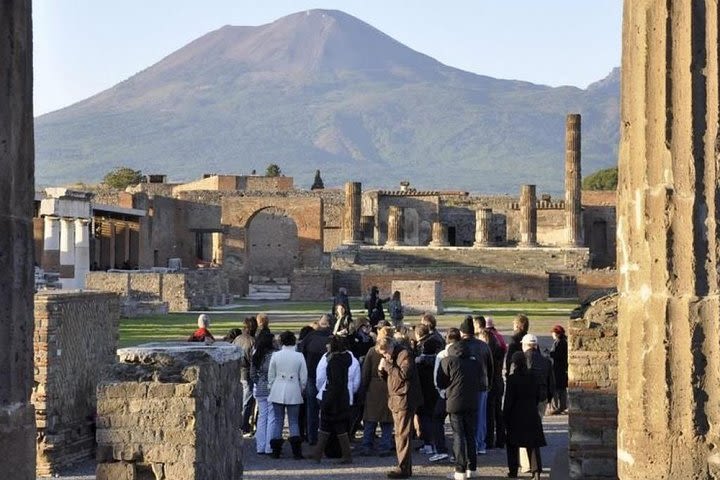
xmin=549 ymin=325 xmax=568 ymax=414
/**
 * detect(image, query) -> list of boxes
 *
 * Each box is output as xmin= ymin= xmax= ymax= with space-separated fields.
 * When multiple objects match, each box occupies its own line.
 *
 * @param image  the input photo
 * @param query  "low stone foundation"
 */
xmin=96 ymin=343 xmax=243 ymax=480
xmin=568 ymin=293 xmax=618 ymax=479
xmin=391 ymin=280 xmax=443 ymax=314
xmin=86 ymin=269 xmax=230 ymax=314
xmin=33 ymin=291 xmax=120 ymax=476
xmin=291 ymin=268 xmax=333 ymax=300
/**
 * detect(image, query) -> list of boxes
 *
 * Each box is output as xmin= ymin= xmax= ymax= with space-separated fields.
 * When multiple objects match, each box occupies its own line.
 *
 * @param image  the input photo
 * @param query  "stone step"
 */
xmin=248 ymin=284 xmax=292 ymax=293
xmin=245 ymin=292 xmax=292 ymax=300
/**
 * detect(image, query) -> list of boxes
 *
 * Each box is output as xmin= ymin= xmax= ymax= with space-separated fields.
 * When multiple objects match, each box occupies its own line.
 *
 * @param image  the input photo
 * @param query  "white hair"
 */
xmin=197 ymin=314 xmax=210 ymax=328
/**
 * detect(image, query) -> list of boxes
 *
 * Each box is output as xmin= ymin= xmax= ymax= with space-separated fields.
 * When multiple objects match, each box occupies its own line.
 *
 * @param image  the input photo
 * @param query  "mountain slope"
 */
xmin=35 ymin=9 xmax=620 ymax=193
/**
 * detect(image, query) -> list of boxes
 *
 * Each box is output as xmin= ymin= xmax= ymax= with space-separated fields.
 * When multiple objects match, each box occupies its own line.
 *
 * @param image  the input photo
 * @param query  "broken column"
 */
xmin=617 ymin=2 xmax=720 ymax=478
xmin=96 ymin=343 xmax=244 ymax=480
xmin=429 ymin=221 xmax=449 ymax=247
xmin=386 ymin=206 xmax=404 ymax=246
xmin=42 ymin=216 xmax=61 ymax=271
xmin=474 ymin=208 xmax=493 ymax=247
xmin=342 ymin=181 xmax=362 ymax=245
xmin=565 ymin=113 xmax=583 ymax=247
xmin=0 ymin=2 xmax=37 ymax=478
xmin=518 ymin=185 xmax=537 ymax=247
xmin=59 ymin=218 xmax=76 ymax=286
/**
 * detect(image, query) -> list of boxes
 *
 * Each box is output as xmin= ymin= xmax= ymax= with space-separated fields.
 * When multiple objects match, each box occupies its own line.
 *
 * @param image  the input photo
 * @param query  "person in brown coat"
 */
xmin=377 ymin=336 xmax=423 ymax=479
xmin=360 ymin=327 xmax=395 ymax=456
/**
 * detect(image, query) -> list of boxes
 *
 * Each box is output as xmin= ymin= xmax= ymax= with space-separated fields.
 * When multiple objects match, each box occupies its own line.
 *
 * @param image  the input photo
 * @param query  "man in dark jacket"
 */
xmin=459 ymin=316 xmax=493 ymax=456
xmin=505 ymin=313 xmax=529 ymax=376
xmin=378 ymin=336 xmax=422 ymax=479
xmin=297 ymin=314 xmax=333 ymax=445
xmin=233 ymin=316 xmax=257 ymax=435
xmin=437 ymin=332 xmax=481 ymax=479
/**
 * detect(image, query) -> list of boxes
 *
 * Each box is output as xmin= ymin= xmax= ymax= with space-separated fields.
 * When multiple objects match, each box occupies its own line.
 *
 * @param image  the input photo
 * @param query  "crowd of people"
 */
xmin=188 ymin=287 xmax=569 ymax=480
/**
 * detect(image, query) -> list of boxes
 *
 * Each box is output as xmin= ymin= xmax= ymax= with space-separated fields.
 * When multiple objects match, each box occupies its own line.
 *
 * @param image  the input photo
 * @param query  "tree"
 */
xmin=265 ymin=163 xmax=281 ymax=177
xmin=582 ymin=167 xmax=618 ymax=191
xmin=310 ymin=169 xmax=324 ymax=190
xmin=102 ymin=166 xmax=144 ymax=189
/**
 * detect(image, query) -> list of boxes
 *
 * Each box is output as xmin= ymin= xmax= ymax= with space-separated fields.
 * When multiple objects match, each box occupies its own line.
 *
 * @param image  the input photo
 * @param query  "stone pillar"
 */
xmin=565 ymin=113 xmax=583 ymax=247
xmin=42 ymin=216 xmax=60 ymax=271
xmin=59 ymin=218 xmax=76 ymax=286
xmin=212 ymin=231 xmax=224 ymax=264
xmin=518 ymin=185 xmax=537 ymax=247
xmin=617 ymin=2 xmax=720 ymax=478
xmin=429 ymin=221 xmax=449 ymax=247
xmin=0 ymin=2 xmax=37 ymax=478
xmin=342 ymin=181 xmax=362 ymax=245
xmin=108 ymin=221 xmax=116 ymax=269
xmin=74 ymin=219 xmax=90 ymax=289
xmin=386 ymin=206 xmax=404 ymax=246
xmin=474 ymin=208 xmax=493 ymax=247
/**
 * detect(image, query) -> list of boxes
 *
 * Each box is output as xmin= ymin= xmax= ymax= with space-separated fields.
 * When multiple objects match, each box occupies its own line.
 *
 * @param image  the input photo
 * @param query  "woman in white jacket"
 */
xmin=268 ymin=330 xmax=308 ymax=459
xmin=313 ymin=335 xmax=361 ymax=463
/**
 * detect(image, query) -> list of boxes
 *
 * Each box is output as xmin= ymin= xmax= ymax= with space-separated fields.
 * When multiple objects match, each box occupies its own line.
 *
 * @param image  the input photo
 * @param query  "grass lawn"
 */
xmin=119 ymin=299 xmax=578 ymax=348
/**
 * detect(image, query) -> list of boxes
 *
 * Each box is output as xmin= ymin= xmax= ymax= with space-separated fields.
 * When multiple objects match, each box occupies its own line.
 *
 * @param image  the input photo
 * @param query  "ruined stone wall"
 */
xmin=85 ymin=270 xmax=229 ymax=313
xmin=291 ymin=269 xmax=333 ymax=301
xmin=391 ymin=280 xmax=443 ymax=314
xmin=360 ymin=270 xmax=549 ymax=301
xmin=376 ymin=195 xmax=440 ymax=245
xmin=96 ymin=344 xmax=243 ymax=480
xmin=568 ymin=293 xmax=617 ymax=479
xmin=33 ymin=291 xmax=120 ymax=476
xmin=576 ymin=270 xmax=616 ymax=300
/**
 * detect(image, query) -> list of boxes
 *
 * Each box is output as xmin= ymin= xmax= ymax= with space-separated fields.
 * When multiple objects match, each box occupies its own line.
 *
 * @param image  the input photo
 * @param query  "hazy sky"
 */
xmin=33 ymin=1 xmax=623 ymax=116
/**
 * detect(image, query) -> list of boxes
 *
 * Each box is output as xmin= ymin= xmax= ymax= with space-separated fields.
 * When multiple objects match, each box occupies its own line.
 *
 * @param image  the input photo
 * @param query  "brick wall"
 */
xmin=96 ymin=344 xmax=243 ymax=480
xmin=33 ymin=291 xmax=120 ymax=476
xmin=568 ymin=293 xmax=618 ymax=479
xmin=291 ymin=269 xmax=333 ymax=301
xmin=391 ymin=280 xmax=443 ymax=314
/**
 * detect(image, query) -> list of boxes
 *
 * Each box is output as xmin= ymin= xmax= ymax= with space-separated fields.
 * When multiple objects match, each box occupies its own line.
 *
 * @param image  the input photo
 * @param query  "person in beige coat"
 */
xmin=268 ymin=331 xmax=308 ymax=459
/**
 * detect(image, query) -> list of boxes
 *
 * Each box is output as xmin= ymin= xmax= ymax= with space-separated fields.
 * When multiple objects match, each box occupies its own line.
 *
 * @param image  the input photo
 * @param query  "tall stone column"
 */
xmin=59 ymin=217 xmax=76 ymax=285
xmin=386 ymin=206 xmax=404 ymax=246
xmin=518 ymin=185 xmax=537 ymax=247
xmin=342 ymin=182 xmax=362 ymax=245
xmin=108 ymin=221 xmax=117 ymax=269
xmin=74 ymin=219 xmax=90 ymax=289
xmin=42 ymin=215 xmax=60 ymax=271
xmin=429 ymin=221 xmax=449 ymax=247
xmin=212 ymin=231 xmax=224 ymax=264
xmin=474 ymin=208 xmax=493 ymax=247
xmin=617 ymin=2 xmax=720 ymax=478
xmin=564 ymin=113 xmax=582 ymax=247
xmin=0 ymin=1 xmax=37 ymax=477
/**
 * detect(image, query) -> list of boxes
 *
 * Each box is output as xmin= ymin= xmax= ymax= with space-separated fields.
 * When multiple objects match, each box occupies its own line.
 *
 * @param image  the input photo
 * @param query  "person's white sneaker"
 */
xmin=477 ymin=448 xmax=486 ymax=455
xmin=446 ymin=472 xmax=466 ymax=480
xmin=429 ymin=452 xmax=450 ymax=462
xmin=466 ymin=469 xmax=480 ymax=478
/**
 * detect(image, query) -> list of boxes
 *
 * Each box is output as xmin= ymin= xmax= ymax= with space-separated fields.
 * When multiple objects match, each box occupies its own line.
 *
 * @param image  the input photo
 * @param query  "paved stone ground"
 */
xmin=45 ymin=415 xmax=567 ymax=479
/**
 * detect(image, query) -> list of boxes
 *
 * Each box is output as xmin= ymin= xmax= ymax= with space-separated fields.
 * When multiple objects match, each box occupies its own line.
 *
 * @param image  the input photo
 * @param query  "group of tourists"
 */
xmin=188 ymin=287 xmax=569 ymax=480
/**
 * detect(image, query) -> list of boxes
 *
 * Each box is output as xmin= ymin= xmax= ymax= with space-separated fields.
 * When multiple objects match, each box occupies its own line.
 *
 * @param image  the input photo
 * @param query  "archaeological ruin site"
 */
xmin=3 ymin=0 xmax=720 ymax=479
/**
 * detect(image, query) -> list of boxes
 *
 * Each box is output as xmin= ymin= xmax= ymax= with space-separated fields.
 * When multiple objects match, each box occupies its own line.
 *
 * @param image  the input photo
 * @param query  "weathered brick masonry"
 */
xmin=33 ymin=291 xmax=120 ymax=476
xmin=568 ymin=294 xmax=618 ymax=479
xmin=96 ymin=343 xmax=244 ymax=480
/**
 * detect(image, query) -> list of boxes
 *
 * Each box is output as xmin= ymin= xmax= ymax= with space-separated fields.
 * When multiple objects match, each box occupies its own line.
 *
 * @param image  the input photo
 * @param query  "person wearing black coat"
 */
xmin=297 ymin=315 xmax=333 ymax=445
xmin=459 ymin=316 xmax=493 ymax=454
xmin=504 ymin=352 xmax=546 ymax=480
xmin=413 ymin=323 xmax=443 ymax=454
xmin=522 ymin=335 xmax=555 ymax=416
xmin=437 ymin=336 xmax=481 ymax=479
xmin=232 ymin=316 xmax=257 ymax=435
xmin=505 ymin=313 xmax=529 ymax=376
xmin=549 ymin=325 xmax=568 ymax=414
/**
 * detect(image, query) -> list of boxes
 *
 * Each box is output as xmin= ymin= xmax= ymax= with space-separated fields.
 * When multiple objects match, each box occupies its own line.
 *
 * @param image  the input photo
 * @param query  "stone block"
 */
xmin=96 ymin=462 xmax=135 ymax=480
xmin=392 ymin=280 xmax=443 ymax=314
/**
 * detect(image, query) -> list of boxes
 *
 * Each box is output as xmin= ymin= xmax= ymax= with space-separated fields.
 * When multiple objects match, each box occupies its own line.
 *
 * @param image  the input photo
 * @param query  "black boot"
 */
xmin=289 ymin=436 xmax=304 ymax=460
xmin=269 ymin=438 xmax=284 ymax=458
xmin=312 ymin=431 xmax=330 ymax=463
xmin=336 ymin=432 xmax=352 ymax=464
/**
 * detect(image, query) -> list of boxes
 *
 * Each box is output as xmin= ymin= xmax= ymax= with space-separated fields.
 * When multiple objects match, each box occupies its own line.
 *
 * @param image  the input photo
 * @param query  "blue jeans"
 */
xmin=241 ymin=379 xmax=254 ymax=433
xmin=255 ymin=396 xmax=274 ymax=453
xmin=475 ymin=391 xmax=488 ymax=450
xmin=272 ymin=403 xmax=301 ymax=439
xmin=305 ymin=380 xmax=320 ymax=444
xmin=362 ymin=420 xmax=393 ymax=451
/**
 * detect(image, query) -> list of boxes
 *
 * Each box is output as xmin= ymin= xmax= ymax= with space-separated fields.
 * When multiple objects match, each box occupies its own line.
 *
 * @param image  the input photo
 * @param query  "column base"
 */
xmin=429 ymin=241 xmax=449 ymax=247
xmin=385 ymin=241 xmax=402 ymax=247
xmin=518 ymin=242 xmax=539 ymax=248
xmin=0 ymin=403 xmax=36 ymax=480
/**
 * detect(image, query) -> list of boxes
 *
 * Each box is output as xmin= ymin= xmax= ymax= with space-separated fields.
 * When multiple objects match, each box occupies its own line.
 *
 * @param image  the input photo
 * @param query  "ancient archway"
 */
xmin=246 ymin=207 xmax=299 ymax=279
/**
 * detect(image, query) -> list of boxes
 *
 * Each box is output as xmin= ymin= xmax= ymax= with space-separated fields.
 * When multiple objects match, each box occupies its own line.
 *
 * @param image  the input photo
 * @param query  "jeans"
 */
xmin=362 ymin=420 xmax=394 ymax=451
xmin=272 ymin=403 xmax=301 ymax=439
xmin=241 ymin=379 xmax=255 ymax=433
xmin=305 ymin=380 xmax=320 ymax=444
xmin=432 ymin=398 xmax=448 ymax=454
xmin=449 ymin=410 xmax=478 ymax=473
xmin=475 ymin=391 xmax=488 ymax=450
xmin=255 ymin=396 xmax=274 ymax=453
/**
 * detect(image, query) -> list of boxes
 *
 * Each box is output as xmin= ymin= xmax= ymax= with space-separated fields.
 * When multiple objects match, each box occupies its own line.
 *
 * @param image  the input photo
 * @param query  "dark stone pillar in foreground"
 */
xmin=342 ymin=182 xmax=362 ymax=245
xmin=0 ymin=1 xmax=36 ymax=478
xmin=618 ymin=1 xmax=720 ymax=477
